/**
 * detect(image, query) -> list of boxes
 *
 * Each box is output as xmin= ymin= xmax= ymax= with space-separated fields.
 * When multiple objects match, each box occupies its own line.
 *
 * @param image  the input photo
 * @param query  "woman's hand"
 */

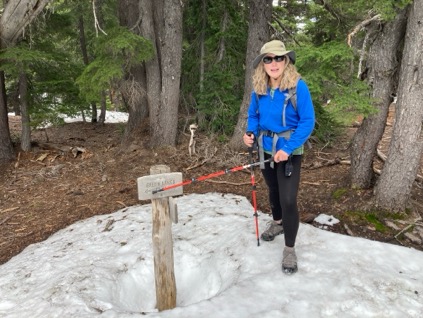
xmin=274 ymin=149 xmax=289 ymax=162
xmin=243 ymin=133 xmax=254 ymax=147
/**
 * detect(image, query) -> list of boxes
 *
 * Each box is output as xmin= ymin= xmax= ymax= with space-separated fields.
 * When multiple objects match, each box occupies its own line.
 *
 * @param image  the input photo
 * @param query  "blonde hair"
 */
xmin=252 ymin=59 xmax=301 ymax=95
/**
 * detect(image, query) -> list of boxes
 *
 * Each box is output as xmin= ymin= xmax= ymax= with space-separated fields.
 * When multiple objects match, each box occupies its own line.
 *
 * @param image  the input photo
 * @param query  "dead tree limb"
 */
xmin=347 ymin=14 xmax=382 ymax=46
xmin=305 ymin=158 xmax=341 ymax=170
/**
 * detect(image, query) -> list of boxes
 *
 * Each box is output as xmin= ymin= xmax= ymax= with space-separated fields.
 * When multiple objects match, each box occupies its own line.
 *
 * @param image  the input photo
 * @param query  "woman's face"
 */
xmin=262 ymin=54 xmax=287 ymax=80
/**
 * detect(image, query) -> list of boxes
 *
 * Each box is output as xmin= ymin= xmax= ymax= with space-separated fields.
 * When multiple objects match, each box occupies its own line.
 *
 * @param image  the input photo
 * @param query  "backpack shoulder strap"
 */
xmin=282 ymin=77 xmax=301 ymax=127
xmin=289 ymin=76 xmax=301 ymax=112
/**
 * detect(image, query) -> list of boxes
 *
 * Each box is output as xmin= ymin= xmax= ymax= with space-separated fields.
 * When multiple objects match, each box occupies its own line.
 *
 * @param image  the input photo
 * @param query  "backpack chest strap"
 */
xmin=258 ymin=130 xmax=291 ymax=169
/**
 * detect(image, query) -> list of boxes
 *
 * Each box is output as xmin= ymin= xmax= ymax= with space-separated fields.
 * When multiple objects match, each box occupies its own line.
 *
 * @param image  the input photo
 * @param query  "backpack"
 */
xmin=253 ymin=77 xmax=311 ymax=169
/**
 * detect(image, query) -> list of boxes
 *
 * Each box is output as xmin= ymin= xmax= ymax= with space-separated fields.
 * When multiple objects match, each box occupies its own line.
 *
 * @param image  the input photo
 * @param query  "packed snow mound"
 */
xmin=1 ymin=193 xmax=422 ymax=318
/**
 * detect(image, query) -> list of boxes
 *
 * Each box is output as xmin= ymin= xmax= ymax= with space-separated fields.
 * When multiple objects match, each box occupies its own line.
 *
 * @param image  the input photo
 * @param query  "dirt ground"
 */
xmin=1 ymin=110 xmax=423 ymax=265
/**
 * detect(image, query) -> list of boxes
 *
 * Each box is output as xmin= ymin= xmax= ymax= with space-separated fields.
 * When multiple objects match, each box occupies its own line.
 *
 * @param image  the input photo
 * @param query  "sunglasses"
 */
xmin=262 ymin=55 xmax=286 ymax=64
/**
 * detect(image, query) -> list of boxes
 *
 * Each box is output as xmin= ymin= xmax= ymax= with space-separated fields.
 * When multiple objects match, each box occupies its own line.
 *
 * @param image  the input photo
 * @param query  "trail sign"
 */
xmin=137 ymin=172 xmax=183 ymax=200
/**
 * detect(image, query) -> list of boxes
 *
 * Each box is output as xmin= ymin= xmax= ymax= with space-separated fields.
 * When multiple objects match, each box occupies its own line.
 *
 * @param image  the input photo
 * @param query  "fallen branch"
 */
xmin=301 ymin=181 xmax=334 ymax=186
xmin=116 ymin=201 xmax=127 ymax=208
xmin=301 ymin=181 xmax=321 ymax=186
xmin=36 ymin=142 xmax=72 ymax=153
xmin=184 ymin=147 xmax=218 ymax=172
xmin=394 ymin=216 xmax=422 ymax=243
xmin=0 ymin=212 xmax=19 ymax=226
xmin=0 ymin=207 xmax=20 ymax=214
xmin=34 ymin=143 xmax=92 ymax=159
xmin=305 ymin=158 xmax=341 ymax=170
xmin=14 ymin=151 xmax=21 ymax=169
xmin=205 ymin=179 xmax=251 ymax=186
xmin=204 ymin=177 xmax=261 ymax=186
xmin=344 ymin=223 xmax=355 ymax=236
xmin=184 ymin=158 xmax=209 ymax=172
xmin=15 ymin=231 xmax=34 ymax=238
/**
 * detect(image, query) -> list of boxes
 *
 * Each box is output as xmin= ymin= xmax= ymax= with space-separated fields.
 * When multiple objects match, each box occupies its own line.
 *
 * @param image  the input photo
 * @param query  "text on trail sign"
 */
xmin=137 ymin=172 xmax=183 ymax=200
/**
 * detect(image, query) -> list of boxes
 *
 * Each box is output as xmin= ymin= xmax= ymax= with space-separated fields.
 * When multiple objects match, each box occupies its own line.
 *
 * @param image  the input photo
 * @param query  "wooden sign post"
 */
xmin=137 ymin=165 xmax=182 ymax=311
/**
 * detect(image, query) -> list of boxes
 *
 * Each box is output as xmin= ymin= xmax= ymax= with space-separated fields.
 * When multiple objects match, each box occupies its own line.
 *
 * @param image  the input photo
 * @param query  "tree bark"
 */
xmin=77 ymin=11 xmax=98 ymax=123
xmin=216 ymin=10 xmax=228 ymax=63
xmin=118 ymin=0 xmax=182 ymax=148
xmin=140 ymin=0 xmax=163 ymax=146
xmin=349 ymin=10 xmax=407 ymax=189
xmin=0 ymin=71 xmax=14 ymax=162
xmin=154 ymin=0 xmax=183 ymax=147
xmin=93 ymin=0 xmax=108 ymax=124
xmin=118 ymin=0 xmax=149 ymax=143
xmin=0 ymin=0 xmax=52 ymax=46
xmin=0 ymin=0 xmax=52 ymax=162
xmin=229 ymin=0 xmax=272 ymax=150
xmin=19 ymin=70 xmax=31 ymax=151
xmin=374 ymin=1 xmax=423 ymax=211
xmin=99 ymin=90 xmax=107 ymax=124
xmin=199 ymin=0 xmax=207 ymax=93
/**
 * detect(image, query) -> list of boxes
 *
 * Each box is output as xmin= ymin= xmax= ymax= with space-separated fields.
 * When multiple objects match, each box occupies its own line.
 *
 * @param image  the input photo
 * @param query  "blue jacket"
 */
xmin=246 ymin=79 xmax=315 ymax=155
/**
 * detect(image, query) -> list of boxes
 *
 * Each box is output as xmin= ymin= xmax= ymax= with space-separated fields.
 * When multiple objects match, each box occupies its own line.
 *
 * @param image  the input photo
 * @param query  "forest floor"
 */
xmin=1 ymin=107 xmax=423 ymax=265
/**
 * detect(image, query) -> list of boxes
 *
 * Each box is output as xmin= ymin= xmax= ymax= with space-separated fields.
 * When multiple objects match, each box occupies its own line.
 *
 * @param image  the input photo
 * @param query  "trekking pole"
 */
xmin=247 ymin=132 xmax=260 ymax=247
xmin=152 ymin=157 xmax=273 ymax=194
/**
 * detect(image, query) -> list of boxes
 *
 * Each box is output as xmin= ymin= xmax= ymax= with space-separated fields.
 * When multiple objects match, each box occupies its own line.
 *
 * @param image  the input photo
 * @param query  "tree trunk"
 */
xmin=140 ymin=0 xmax=163 ymax=146
xmin=153 ymin=0 xmax=183 ymax=147
xmin=0 ymin=0 xmax=52 ymax=162
xmin=99 ymin=90 xmax=107 ymax=124
xmin=91 ymin=102 xmax=98 ymax=123
xmin=0 ymin=71 xmax=14 ymax=162
xmin=119 ymin=0 xmax=182 ymax=148
xmin=19 ymin=70 xmax=31 ymax=151
xmin=349 ymin=10 xmax=407 ymax=189
xmin=228 ymin=0 xmax=273 ymax=150
xmin=374 ymin=1 xmax=423 ymax=211
xmin=199 ymin=0 xmax=207 ymax=94
xmin=216 ymin=10 xmax=228 ymax=63
xmin=0 ymin=0 xmax=52 ymax=45
xmin=77 ymin=11 xmax=98 ymax=123
xmin=11 ymin=84 xmax=20 ymax=116
xmin=118 ymin=0 xmax=150 ymax=143
xmin=92 ymin=0 xmax=109 ymax=125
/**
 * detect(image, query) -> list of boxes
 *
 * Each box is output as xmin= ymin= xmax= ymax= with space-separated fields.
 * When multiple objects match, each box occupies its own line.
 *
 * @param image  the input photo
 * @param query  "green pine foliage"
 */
xmin=303 ymin=0 xmax=412 ymax=45
xmin=0 ymin=8 xmax=86 ymax=128
xmin=1 ymin=0 xmax=412 ymax=143
xmin=182 ymin=0 xmax=248 ymax=136
xmin=76 ymin=27 xmax=154 ymax=103
xmin=373 ymin=0 xmax=412 ymax=20
xmin=279 ymin=0 xmax=409 ymax=139
xmin=296 ymin=41 xmax=374 ymax=126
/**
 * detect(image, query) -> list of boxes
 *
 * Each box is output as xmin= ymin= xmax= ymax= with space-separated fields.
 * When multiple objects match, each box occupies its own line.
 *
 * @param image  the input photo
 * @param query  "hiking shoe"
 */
xmin=282 ymin=246 xmax=298 ymax=275
xmin=261 ymin=221 xmax=284 ymax=241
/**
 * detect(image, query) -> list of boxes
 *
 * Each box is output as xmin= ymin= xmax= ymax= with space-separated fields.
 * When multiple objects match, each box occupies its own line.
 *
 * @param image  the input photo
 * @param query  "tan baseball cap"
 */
xmin=253 ymin=40 xmax=296 ymax=68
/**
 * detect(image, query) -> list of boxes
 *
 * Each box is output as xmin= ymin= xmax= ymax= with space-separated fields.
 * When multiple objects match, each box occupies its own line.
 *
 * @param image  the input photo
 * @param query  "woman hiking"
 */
xmin=243 ymin=40 xmax=315 ymax=274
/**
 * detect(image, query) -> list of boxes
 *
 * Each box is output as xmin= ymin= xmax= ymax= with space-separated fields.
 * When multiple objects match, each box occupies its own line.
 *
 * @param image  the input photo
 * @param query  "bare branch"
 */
xmin=314 ymin=0 xmax=343 ymax=25
xmin=347 ymin=14 xmax=381 ymax=47
xmin=92 ymin=0 xmax=108 ymax=36
xmin=271 ymin=13 xmax=302 ymax=46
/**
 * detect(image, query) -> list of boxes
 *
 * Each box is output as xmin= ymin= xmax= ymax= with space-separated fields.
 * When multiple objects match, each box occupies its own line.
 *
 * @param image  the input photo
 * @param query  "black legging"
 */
xmin=261 ymin=153 xmax=302 ymax=247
